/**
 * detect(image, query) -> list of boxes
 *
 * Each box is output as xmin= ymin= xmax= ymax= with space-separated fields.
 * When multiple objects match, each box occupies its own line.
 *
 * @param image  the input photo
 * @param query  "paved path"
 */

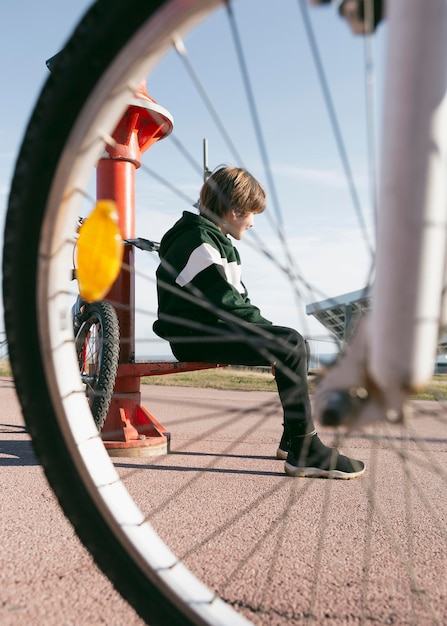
xmin=1 ymin=377 xmax=446 ymax=625
xmin=0 ymin=378 xmax=144 ymax=626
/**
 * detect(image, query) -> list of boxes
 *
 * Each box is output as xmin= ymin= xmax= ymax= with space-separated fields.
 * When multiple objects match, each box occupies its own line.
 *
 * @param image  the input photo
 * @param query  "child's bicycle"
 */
xmin=72 ymin=234 xmax=159 ymax=430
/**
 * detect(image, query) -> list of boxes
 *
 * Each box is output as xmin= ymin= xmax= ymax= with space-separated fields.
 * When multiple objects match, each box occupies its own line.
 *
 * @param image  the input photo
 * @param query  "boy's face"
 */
xmin=220 ymin=210 xmax=255 ymax=240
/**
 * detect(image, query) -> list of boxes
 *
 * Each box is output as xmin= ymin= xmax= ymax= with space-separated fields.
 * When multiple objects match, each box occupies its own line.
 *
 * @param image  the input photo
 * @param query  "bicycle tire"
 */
xmin=75 ymin=300 xmax=120 ymax=431
xmin=2 ymin=1 xmax=242 ymax=625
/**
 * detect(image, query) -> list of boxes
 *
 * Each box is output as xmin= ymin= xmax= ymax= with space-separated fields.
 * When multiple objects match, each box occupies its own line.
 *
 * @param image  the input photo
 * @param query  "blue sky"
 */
xmin=0 ymin=1 xmax=387 ymax=356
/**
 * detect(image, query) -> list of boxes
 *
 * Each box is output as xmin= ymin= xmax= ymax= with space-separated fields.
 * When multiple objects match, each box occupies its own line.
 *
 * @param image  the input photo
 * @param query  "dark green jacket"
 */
xmin=153 ymin=211 xmax=271 ymax=338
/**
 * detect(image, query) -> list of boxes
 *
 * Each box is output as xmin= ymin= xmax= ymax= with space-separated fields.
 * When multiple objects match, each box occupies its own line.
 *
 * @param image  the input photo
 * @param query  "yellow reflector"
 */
xmin=76 ymin=200 xmax=124 ymax=302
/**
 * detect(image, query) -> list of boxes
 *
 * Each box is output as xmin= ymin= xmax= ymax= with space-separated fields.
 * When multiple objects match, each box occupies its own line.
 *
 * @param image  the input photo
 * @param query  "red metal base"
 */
xmin=101 ymin=361 xmax=221 ymax=457
xmin=102 ymin=399 xmax=170 ymax=457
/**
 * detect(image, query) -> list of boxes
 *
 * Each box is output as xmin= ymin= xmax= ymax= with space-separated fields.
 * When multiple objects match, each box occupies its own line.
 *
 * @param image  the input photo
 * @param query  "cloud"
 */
xmin=277 ymin=164 xmax=347 ymax=189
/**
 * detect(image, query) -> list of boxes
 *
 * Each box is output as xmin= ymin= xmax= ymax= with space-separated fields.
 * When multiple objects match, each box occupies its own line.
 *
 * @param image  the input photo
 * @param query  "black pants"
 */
xmin=170 ymin=323 xmax=312 ymax=426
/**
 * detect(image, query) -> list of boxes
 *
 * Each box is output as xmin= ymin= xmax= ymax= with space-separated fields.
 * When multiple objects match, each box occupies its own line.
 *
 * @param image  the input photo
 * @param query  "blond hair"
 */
xmin=199 ymin=166 xmax=266 ymax=220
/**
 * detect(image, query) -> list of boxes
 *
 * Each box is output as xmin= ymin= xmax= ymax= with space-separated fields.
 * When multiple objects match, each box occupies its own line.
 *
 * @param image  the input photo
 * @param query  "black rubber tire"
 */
xmin=75 ymin=301 xmax=120 ymax=431
xmin=2 ymin=1 xmax=216 ymax=624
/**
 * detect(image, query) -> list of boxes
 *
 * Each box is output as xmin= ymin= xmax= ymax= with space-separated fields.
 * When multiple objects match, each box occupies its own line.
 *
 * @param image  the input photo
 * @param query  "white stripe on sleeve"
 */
xmin=176 ymin=243 xmax=244 ymax=293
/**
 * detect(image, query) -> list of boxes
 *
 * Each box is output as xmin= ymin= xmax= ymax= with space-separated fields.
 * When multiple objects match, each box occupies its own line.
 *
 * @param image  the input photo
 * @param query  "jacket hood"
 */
xmin=159 ymin=210 xmax=223 ymax=254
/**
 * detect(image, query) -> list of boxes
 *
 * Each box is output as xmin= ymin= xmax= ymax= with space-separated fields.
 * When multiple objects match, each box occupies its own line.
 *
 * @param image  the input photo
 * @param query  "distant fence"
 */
xmin=306 ymin=337 xmax=338 ymax=370
xmin=0 ymin=333 xmax=8 ymax=361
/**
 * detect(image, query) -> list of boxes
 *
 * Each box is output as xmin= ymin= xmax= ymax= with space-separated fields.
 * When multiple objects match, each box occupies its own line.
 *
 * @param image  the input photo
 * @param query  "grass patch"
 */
xmin=2 ymin=358 xmax=447 ymax=400
xmin=414 ymin=375 xmax=447 ymax=400
xmin=142 ymin=367 xmax=447 ymax=400
xmin=0 ymin=361 xmax=11 ymax=376
xmin=141 ymin=366 xmax=278 ymax=392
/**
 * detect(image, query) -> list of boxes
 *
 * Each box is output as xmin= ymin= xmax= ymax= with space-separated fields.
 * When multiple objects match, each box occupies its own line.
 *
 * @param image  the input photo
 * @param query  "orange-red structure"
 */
xmin=98 ymin=84 xmax=175 ymax=456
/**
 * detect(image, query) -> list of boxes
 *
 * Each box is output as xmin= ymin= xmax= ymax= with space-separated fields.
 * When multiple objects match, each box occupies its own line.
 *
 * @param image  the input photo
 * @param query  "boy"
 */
xmin=154 ymin=166 xmax=365 ymax=479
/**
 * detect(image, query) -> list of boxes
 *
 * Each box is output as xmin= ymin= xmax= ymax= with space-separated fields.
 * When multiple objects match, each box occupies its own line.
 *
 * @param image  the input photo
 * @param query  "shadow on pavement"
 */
xmin=0 ymin=440 xmax=39 ymax=466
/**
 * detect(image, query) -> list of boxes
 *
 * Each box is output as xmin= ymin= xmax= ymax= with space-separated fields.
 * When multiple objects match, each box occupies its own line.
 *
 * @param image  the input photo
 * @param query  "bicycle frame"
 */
xmin=71 ymin=236 xmax=160 ymax=372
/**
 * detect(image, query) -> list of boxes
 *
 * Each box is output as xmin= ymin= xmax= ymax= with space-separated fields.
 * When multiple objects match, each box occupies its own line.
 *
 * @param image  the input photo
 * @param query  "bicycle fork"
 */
xmin=314 ymin=0 xmax=447 ymax=427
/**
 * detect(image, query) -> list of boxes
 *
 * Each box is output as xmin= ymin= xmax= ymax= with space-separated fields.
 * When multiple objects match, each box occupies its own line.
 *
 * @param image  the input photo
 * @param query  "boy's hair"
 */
xmin=199 ymin=166 xmax=266 ymax=219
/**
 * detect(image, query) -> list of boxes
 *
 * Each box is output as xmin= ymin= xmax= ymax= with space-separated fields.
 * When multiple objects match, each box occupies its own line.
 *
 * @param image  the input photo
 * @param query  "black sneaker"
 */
xmin=276 ymin=425 xmax=290 ymax=460
xmin=284 ymin=433 xmax=365 ymax=479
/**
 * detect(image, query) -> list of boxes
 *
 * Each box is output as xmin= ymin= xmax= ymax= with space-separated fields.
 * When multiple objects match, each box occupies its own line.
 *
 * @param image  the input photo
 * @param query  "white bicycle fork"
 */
xmin=315 ymin=0 xmax=447 ymax=426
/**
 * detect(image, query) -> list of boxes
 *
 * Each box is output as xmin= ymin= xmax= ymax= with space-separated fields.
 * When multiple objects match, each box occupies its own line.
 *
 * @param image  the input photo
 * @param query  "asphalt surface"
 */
xmin=1 ymin=376 xmax=446 ymax=625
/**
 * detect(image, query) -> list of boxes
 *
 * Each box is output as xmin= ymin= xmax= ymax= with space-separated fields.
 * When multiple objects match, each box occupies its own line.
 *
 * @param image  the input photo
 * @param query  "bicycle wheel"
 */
xmin=3 ymin=0 xmax=447 ymax=625
xmin=75 ymin=300 xmax=120 ymax=430
xmin=3 ymin=2 xmax=252 ymax=624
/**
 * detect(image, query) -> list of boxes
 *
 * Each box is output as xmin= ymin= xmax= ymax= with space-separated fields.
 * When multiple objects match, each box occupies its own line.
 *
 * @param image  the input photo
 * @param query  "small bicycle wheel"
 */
xmin=75 ymin=300 xmax=119 ymax=430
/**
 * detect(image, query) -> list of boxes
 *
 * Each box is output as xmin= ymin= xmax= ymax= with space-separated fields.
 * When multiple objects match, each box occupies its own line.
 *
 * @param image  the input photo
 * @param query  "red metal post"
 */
xmin=98 ymin=85 xmax=174 ymax=456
